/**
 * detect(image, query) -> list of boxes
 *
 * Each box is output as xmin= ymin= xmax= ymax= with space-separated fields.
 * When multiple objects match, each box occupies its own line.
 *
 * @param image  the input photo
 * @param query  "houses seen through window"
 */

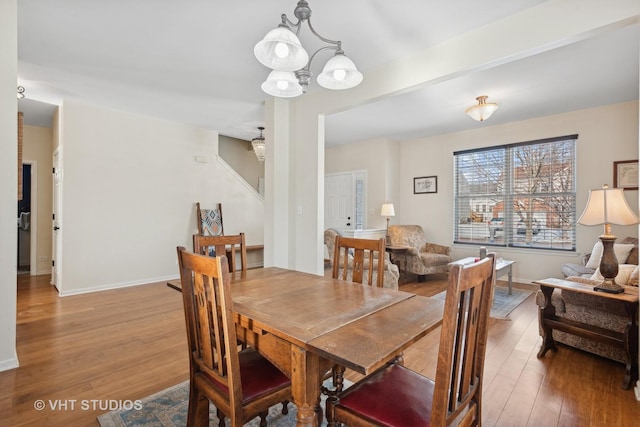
xmin=453 ymin=135 xmax=577 ymax=251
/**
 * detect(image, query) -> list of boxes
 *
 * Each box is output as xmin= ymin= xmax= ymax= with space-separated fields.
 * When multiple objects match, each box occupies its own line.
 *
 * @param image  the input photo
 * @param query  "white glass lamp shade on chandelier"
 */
xmin=254 ymin=0 xmax=363 ymax=98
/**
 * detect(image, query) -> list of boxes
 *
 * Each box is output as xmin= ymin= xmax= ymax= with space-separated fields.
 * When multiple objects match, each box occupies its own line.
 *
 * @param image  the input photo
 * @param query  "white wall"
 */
xmin=325 ymin=138 xmax=400 ymax=230
xmin=400 ymin=101 xmax=638 ymax=283
xmin=57 ymin=100 xmax=264 ymax=295
xmin=0 ymin=0 xmax=19 ymax=371
xmin=219 ymin=134 xmax=264 ymax=192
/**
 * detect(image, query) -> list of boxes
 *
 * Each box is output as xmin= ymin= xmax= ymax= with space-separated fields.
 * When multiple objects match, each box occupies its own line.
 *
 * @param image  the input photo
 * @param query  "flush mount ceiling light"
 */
xmin=17 ymin=86 xmax=25 ymax=99
xmin=251 ymin=126 xmax=266 ymax=163
xmin=254 ymin=0 xmax=363 ymax=98
xmin=465 ymin=95 xmax=498 ymax=122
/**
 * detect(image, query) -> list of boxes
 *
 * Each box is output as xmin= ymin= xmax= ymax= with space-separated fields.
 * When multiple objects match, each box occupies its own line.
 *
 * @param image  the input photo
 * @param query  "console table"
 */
xmin=534 ymin=277 xmax=639 ymax=389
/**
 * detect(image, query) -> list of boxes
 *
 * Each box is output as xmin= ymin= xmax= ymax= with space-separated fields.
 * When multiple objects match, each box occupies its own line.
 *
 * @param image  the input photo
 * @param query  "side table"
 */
xmin=534 ymin=277 xmax=639 ymax=389
xmin=385 ymin=245 xmax=410 ymax=272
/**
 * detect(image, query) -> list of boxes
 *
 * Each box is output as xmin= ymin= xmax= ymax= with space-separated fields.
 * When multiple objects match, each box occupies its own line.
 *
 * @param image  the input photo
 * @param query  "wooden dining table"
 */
xmin=170 ymin=267 xmax=444 ymax=427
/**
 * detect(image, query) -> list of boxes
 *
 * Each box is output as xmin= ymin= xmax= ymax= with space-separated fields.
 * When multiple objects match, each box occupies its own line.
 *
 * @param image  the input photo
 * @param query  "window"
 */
xmin=454 ymin=135 xmax=577 ymax=251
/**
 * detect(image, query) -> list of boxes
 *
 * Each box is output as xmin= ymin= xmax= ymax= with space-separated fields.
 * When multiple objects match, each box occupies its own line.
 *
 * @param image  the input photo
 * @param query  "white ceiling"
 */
xmin=16 ymin=1 xmax=639 ymax=146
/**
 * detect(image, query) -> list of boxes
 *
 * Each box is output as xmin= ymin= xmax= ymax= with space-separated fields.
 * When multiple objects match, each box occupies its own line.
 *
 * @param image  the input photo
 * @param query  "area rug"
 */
xmin=98 ymin=379 xmax=344 ymax=427
xmin=431 ymin=286 xmax=532 ymax=320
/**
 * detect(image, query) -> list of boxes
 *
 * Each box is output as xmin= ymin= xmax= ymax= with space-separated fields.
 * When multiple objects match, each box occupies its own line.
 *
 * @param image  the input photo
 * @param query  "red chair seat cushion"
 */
xmin=203 ymin=348 xmax=290 ymax=403
xmin=336 ymin=363 xmax=435 ymax=426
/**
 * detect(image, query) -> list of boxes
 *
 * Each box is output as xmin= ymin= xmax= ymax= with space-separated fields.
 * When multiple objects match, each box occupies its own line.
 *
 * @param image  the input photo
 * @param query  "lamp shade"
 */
xmin=254 ymin=25 xmax=309 ymax=72
xmin=465 ymin=95 xmax=498 ymax=122
xmin=381 ymin=203 xmax=395 ymax=217
xmin=578 ymin=185 xmax=639 ymax=226
xmin=317 ymin=52 xmax=363 ymax=90
xmin=261 ymin=70 xmax=304 ymax=98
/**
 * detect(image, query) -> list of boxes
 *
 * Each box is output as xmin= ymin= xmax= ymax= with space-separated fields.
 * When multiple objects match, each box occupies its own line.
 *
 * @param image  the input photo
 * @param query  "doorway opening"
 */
xmin=17 ymin=163 xmax=32 ymax=274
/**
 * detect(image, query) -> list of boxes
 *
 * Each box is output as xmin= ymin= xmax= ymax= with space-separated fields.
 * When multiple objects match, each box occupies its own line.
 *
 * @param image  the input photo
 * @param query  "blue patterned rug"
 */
xmin=97 ymin=379 xmax=340 ymax=427
xmin=432 ymin=285 xmax=532 ymax=320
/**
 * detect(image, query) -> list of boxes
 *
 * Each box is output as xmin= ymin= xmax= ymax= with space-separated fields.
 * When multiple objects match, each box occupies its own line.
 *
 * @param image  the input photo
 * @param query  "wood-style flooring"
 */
xmin=1 ymin=273 xmax=638 ymax=426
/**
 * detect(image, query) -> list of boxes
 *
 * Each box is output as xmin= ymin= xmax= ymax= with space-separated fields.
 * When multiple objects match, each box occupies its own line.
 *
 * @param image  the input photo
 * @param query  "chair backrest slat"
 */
xmin=193 ymin=233 xmax=248 ymax=273
xmin=432 ymin=254 xmax=495 ymax=426
xmin=332 ymin=236 xmax=385 ymax=287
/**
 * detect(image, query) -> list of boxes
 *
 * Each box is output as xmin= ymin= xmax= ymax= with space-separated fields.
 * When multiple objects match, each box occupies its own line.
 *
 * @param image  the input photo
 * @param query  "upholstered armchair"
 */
xmin=388 ymin=225 xmax=451 ymax=281
xmin=324 ymin=228 xmax=399 ymax=290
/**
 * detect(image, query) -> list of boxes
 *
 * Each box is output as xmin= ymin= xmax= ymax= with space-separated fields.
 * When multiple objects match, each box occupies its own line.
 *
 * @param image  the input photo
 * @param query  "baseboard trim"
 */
xmin=0 ymin=356 xmax=19 ymax=372
xmin=58 ymin=275 xmax=179 ymax=297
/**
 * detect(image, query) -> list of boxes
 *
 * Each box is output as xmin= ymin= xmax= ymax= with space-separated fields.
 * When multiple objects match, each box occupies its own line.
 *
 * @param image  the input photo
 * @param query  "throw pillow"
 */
xmin=590 ymin=264 xmax=637 ymax=286
xmin=584 ymin=242 xmax=635 ymax=270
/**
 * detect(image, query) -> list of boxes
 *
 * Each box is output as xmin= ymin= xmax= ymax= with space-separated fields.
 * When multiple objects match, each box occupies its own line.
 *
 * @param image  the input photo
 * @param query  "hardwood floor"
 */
xmin=1 ymin=273 xmax=638 ymax=426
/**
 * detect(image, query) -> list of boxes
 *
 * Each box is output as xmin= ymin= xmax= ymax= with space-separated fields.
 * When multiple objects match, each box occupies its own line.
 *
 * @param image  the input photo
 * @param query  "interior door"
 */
xmin=51 ymin=148 xmax=62 ymax=288
xmin=325 ymin=173 xmax=354 ymax=231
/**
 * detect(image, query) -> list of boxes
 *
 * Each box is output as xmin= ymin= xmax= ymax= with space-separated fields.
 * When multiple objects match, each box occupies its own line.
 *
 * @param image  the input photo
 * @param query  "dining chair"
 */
xmin=332 ymin=235 xmax=386 ymax=287
xmin=193 ymin=233 xmax=247 ymax=273
xmin=326 ymin=254 xmax=496 ymax=427
xmin=323 ymin=236 xmax=387 ymax=416
xmin=196 ymin=202 xmax=223 ymax=236
xmin=176 ymin=247 xmax=292 ymax=427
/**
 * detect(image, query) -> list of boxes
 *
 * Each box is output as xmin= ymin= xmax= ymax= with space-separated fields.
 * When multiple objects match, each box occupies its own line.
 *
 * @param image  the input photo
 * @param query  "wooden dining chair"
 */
xmin=196 ymin=202 xmax=223 ymax=236
xmin=176 ymin=247 xmax=292 ymax=427
xmin=327 ymin=254 xmax=496 ymax=427
xmin=323 ymin=236 xmax=387 ymax=416
xmin=193 ymin=233 xmax=247 ymax=273
xmin=332 ymin=235 xmax=385 ymax=287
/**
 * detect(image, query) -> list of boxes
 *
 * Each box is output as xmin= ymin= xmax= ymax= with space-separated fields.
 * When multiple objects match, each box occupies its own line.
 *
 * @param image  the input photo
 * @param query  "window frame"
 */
xmin=453 ymin=135 xmax=578 ymax=252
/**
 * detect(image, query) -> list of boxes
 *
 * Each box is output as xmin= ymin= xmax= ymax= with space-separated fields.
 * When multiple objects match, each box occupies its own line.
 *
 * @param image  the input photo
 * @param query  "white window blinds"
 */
xmin=453 ymin=135 xmax=577 ymax=251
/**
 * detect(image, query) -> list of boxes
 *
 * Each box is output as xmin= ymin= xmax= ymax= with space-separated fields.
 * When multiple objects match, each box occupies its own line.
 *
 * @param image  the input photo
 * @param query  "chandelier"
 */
xmin=251 ymin=127 xmax=265 ymax=163
xmin=254 ymin=0 xmax=363 ymax=98
xmin=465 ymin=96 xmax=498 ymax=122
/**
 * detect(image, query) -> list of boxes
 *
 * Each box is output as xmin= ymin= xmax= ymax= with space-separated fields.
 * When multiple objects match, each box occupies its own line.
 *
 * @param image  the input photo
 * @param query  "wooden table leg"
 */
xmin=291 ymin=346 xmax=321 ymax=427
xmin=537 ymin=285 xmax=558 ymax=358
xmin=622 ymin=301 xmax=639 ymax=389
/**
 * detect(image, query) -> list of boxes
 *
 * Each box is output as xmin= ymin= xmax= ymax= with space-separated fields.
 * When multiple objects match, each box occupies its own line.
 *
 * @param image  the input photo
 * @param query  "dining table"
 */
xmin=170 ymin=267 xmax=445 ymax=427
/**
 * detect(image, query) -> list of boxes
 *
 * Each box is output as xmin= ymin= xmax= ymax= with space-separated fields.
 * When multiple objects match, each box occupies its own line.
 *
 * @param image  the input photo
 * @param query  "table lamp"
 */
xmin=381 ymin=202 xmax=395 ymax=246
xmin=577 ymin=184 xmax=639 ymax=293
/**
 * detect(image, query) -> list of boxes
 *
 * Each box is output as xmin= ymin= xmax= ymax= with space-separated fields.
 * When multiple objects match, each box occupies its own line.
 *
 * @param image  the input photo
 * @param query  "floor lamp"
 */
xmin=381 ymin=202 xmax=395 ymax=246
xmin=577 ymin=184 xmax=639 ymax=293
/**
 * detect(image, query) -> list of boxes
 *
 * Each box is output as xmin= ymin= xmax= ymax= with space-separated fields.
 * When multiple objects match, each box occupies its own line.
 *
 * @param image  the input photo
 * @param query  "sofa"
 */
xmin=537 ymin=236 xmax=639 ymax=364
xmin=324 ymin=228 xmax=399 ymax=290
xmin=387 ymin=225 xmax=451 ymax=281
xmin=561 ymin=236 xmax=638 ymax=278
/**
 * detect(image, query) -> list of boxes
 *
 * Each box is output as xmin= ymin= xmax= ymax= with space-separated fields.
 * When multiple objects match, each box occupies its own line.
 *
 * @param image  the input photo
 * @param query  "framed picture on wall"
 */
xmin=414 ymin=176 xmax=437 ymax=194
xmin=614 ymin=160 xmax=638 ymax=190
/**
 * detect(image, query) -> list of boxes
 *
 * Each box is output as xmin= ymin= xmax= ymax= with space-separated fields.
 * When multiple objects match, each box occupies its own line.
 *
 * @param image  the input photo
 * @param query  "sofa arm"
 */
xmin=424 ymin=242 xmax=451 ymax=255
xmin=405 ymin=247 xmax=420 ymax=257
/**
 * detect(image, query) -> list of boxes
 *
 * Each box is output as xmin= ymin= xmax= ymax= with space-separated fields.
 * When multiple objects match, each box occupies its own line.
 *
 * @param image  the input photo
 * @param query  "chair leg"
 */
xmin=321 ymin=364 xmax=345 ymax=426
xmin=187 ymin=384 xmax=209 ymax=427
xmin=216 ymin=408 xmax=225 ymax=427
xmin=259 ymin=410 xmax=268 ymax=427
xmin=281 ymin=400 xmax=289 ymax=415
